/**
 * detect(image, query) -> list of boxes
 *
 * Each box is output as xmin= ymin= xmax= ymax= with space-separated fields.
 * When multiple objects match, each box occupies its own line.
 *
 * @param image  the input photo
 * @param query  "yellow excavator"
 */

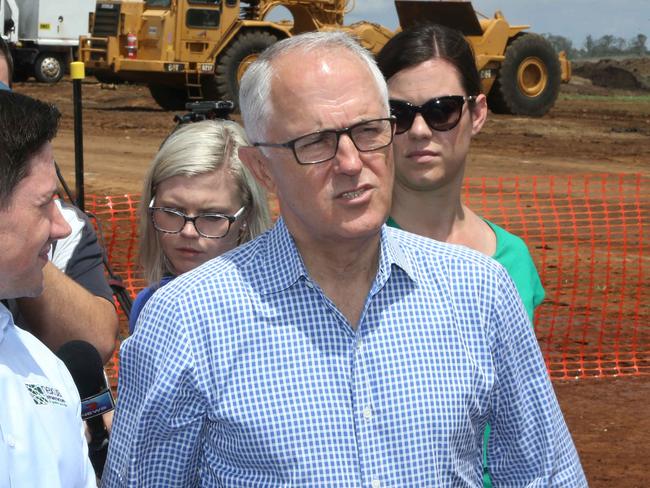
xmin=79 ymin=0 xmax=570 ymax=116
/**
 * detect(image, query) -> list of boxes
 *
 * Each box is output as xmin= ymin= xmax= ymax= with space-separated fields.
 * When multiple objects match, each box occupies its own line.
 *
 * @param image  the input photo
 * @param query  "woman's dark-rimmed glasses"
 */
xmin=389 ymin=95 xmax=476 ymax=134
xmin=149 ymin=198 xmax=246 ymax=239
xmin=252 ymin=117 xmax=396 ymax=165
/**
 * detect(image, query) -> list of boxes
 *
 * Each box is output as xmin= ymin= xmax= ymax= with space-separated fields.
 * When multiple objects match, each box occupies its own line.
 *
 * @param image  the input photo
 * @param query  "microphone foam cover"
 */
xmin=57 ymin=340 xmax=106 ymax=399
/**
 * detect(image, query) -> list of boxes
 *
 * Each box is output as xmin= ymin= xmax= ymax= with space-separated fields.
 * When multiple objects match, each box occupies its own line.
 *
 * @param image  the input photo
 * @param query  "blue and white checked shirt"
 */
xmin=103 ymin=219 xmax=586 ymax=487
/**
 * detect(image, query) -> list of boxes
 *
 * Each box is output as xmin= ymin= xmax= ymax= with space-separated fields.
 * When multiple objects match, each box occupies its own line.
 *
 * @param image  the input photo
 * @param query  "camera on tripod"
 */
xmin=173 ymin=100 xmax=235 ymax=124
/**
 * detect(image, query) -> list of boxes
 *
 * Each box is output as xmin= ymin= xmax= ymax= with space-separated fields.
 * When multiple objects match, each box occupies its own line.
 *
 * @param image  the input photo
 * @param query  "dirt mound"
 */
xmin=572 ymin=57 xmax=650 ymax=91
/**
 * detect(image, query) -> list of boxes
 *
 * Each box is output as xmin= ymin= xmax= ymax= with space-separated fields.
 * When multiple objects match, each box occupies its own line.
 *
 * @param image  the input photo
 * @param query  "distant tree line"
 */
xmin=541 ymin=33 xmax=648 ymax=59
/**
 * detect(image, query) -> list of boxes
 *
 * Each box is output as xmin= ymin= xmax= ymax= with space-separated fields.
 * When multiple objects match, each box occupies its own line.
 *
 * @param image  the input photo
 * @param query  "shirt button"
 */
xmin=362 ymin=406 xmax=373 ymax=420
xmin=371 ymin=480 xmax=381 ymax=488
xmin=6 ymin=435 xmax=16 ymax=448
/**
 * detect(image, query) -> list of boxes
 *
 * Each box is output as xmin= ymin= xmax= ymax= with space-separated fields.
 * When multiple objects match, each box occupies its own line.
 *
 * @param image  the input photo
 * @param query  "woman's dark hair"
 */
xmin=376 ymin=23 xmax=481 ymax=97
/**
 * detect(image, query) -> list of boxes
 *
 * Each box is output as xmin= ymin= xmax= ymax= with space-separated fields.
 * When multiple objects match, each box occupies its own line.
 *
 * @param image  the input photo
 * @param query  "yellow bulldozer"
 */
xmin=79 ymin=0 xmax=570 ymax=116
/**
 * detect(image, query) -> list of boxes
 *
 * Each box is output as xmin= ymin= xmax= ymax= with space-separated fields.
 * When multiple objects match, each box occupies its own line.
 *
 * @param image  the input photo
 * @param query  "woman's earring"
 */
xmin=238 ymin=221 xmax=248 ymax=244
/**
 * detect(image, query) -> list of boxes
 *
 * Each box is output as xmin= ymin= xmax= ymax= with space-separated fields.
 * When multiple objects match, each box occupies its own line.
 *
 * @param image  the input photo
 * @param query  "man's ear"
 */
xmin=239 ymin=146 xmax=277 ymax=194
xmin=470 ymin=93 xmax=488 ymax=136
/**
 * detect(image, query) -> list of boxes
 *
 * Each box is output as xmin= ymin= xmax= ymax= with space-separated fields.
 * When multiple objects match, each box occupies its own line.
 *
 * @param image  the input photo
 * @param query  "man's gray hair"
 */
xmin=239 ymin=31 xmax=389 ymax=143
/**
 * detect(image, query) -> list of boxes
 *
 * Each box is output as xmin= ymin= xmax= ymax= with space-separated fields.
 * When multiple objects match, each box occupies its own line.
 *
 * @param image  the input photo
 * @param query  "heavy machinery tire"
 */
xmin=488 ymin=33 xmax=561 ymax=116
xmin=33 ymin=53 xmax=64 ymax=83
xmin=213 ymin=30 xmax=279 ymax=109
xmin=148 ymin=84 xmax=188 ymax=111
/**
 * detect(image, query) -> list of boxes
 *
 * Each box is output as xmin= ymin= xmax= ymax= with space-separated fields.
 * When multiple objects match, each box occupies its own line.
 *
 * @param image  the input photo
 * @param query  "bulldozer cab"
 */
xmin=395 ymin=0 xmax=483 ymax=36
xmin=175 ymin=1 xmax=243 ymax=63
xmin=128 ymin=0 xmax=242 ymax=65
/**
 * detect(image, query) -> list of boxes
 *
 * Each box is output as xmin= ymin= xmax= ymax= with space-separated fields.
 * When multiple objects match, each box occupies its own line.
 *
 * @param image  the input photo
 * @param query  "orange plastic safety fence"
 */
xmin=90 ymin=173 xmax=649 ymax=383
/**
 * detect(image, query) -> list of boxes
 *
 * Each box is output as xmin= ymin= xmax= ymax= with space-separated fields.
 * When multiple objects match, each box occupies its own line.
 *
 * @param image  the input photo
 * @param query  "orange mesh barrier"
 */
xmin=89 ymin=174 xmax=649 ymax=383
xmin=462 ymin=174 xmax=649 ymax=379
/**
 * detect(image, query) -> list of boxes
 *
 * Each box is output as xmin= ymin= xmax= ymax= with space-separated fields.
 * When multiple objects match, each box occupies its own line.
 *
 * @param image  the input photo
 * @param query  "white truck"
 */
xmin=1 ymin=0 xmax=95 ymax=82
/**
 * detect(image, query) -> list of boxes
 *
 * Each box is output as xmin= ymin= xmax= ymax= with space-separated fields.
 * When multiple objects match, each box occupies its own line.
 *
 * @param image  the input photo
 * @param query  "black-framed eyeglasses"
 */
xmin=389 ymin=95 xmax=476 ymax=135
xmin=252 ymin=117 xmax=396 ymax=165
xmin=148 ymin=198 xmax=246 ymax=238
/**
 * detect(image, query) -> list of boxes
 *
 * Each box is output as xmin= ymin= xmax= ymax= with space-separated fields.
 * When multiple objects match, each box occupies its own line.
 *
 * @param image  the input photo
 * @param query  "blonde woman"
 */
xmin=129 ymin=119 xmax=271 ymax=332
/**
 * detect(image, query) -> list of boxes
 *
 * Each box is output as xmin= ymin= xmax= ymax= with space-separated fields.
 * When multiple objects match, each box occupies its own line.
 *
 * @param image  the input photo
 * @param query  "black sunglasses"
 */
xmin=389 ymin=95 xmax=476 ymax=134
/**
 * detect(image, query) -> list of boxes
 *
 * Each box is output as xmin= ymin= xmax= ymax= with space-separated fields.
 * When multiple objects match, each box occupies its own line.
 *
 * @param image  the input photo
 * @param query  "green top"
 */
xmin=386 ymin=217 xmax=545 ymax=321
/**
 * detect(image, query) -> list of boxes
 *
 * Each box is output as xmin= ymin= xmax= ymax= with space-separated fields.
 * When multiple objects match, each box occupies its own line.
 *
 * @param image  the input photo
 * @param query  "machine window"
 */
xmin=188 ymin=0 xmax=220 ymax=4
xmin=145 ymin=0 xmax=172 ymax=7
xmin=186 ymin=9 xmax=220 ymax=28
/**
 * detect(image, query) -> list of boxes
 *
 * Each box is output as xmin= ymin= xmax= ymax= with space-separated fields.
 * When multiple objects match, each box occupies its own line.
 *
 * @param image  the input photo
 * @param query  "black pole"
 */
xmin=71 ymin=62 xmax=85 ymax=211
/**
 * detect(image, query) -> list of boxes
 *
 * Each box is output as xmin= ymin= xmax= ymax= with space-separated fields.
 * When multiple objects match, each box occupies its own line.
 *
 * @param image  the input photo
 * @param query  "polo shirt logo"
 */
xmin=25 ymin=383 xmax=67 ymax=407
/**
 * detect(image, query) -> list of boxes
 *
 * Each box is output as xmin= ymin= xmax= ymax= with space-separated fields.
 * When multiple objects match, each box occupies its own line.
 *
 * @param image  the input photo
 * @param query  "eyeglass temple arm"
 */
xmin=232 ymin=206 xmax=246 ymax=222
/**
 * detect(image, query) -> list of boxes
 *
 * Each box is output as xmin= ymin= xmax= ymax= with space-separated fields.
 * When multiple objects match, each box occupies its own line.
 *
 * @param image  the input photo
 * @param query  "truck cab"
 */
xmin=2 ymin=0 xmax=95 ymax=82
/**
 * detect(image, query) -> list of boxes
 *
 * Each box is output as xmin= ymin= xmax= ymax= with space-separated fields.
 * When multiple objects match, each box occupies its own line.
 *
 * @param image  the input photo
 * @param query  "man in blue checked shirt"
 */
xmin=103 ymin=31 xmax=587 ymax=487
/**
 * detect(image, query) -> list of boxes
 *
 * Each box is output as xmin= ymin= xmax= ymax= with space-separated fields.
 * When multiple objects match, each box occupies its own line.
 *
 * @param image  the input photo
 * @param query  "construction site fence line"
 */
xmin=85 ymin=173 xmax=649 ymax=382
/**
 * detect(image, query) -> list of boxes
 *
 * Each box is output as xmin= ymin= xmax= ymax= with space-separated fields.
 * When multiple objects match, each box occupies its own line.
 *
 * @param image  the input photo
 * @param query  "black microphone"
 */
xmin=57 ymin=340 xmax=115 ymax=479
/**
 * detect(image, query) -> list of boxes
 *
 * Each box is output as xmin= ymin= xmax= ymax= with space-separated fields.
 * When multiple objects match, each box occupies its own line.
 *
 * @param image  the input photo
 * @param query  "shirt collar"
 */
xmin=376 ymin=225 xmax=417 ymax=287
xmin=255 ymin=218 xmax=310 ymax=296
xmin=256 ymin=219 xmax=417 ymax=296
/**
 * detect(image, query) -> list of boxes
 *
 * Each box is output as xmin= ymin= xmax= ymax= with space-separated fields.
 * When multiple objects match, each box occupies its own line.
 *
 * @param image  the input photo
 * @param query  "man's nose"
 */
xmin=333 ymin=134 xmax=363 ymax=175
xmin=51 ymin=201 xmax=72 ymax=241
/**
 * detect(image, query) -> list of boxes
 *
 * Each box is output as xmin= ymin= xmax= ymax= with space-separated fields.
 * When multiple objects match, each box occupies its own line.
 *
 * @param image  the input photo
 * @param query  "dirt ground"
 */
xmin=12 ymin=57 xmax=650 ymax=486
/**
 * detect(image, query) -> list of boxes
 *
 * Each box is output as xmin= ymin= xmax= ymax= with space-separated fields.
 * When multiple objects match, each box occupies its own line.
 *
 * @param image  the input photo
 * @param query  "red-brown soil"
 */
xmin=11 ymin=57 xmax=650 ymax=486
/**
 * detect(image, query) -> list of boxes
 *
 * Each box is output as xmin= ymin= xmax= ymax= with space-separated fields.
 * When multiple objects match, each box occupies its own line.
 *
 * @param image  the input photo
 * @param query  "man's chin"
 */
xmin=337 ymin=218 xmax=385 ymax=242
xmin=9 ymin=279 xmax=45 ymax=300
xmin=25 ymin=284 xmax=45 ymax=298
xmin=285 ymin=207 xmax=387 ymax=247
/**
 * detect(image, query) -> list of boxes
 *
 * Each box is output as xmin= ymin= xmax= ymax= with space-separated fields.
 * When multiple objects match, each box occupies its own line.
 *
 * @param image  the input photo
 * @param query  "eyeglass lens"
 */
xmin=294 ymin=118 xmax=394 ymax=164
xmin=152 ymin=208 xmax=232 ymax=238
xmin=391 ymin=96 xmax=467 ymax=134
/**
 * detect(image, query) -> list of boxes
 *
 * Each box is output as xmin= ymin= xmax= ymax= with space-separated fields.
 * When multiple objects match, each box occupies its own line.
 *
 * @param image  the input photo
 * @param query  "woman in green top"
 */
xmin=377 ymin=23 xmax=545 ymax=487
xmin=376 ymin=23 xmax=544 ymax=319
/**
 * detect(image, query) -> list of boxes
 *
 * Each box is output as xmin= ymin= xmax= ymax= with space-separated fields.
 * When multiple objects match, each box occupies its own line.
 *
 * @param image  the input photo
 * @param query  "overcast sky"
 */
xmin=271 ymin=1 xmax=649 ymax=48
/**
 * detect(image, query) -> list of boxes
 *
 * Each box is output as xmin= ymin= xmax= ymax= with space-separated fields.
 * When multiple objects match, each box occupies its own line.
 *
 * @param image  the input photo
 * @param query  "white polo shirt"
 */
xmin=0 ymin=303 xmax=96 ymax=487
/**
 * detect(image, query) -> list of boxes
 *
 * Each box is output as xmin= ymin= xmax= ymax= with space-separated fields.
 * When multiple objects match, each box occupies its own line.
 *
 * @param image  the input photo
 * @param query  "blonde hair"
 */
xmin=139 ymin=119 xmax=271 ymax=284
